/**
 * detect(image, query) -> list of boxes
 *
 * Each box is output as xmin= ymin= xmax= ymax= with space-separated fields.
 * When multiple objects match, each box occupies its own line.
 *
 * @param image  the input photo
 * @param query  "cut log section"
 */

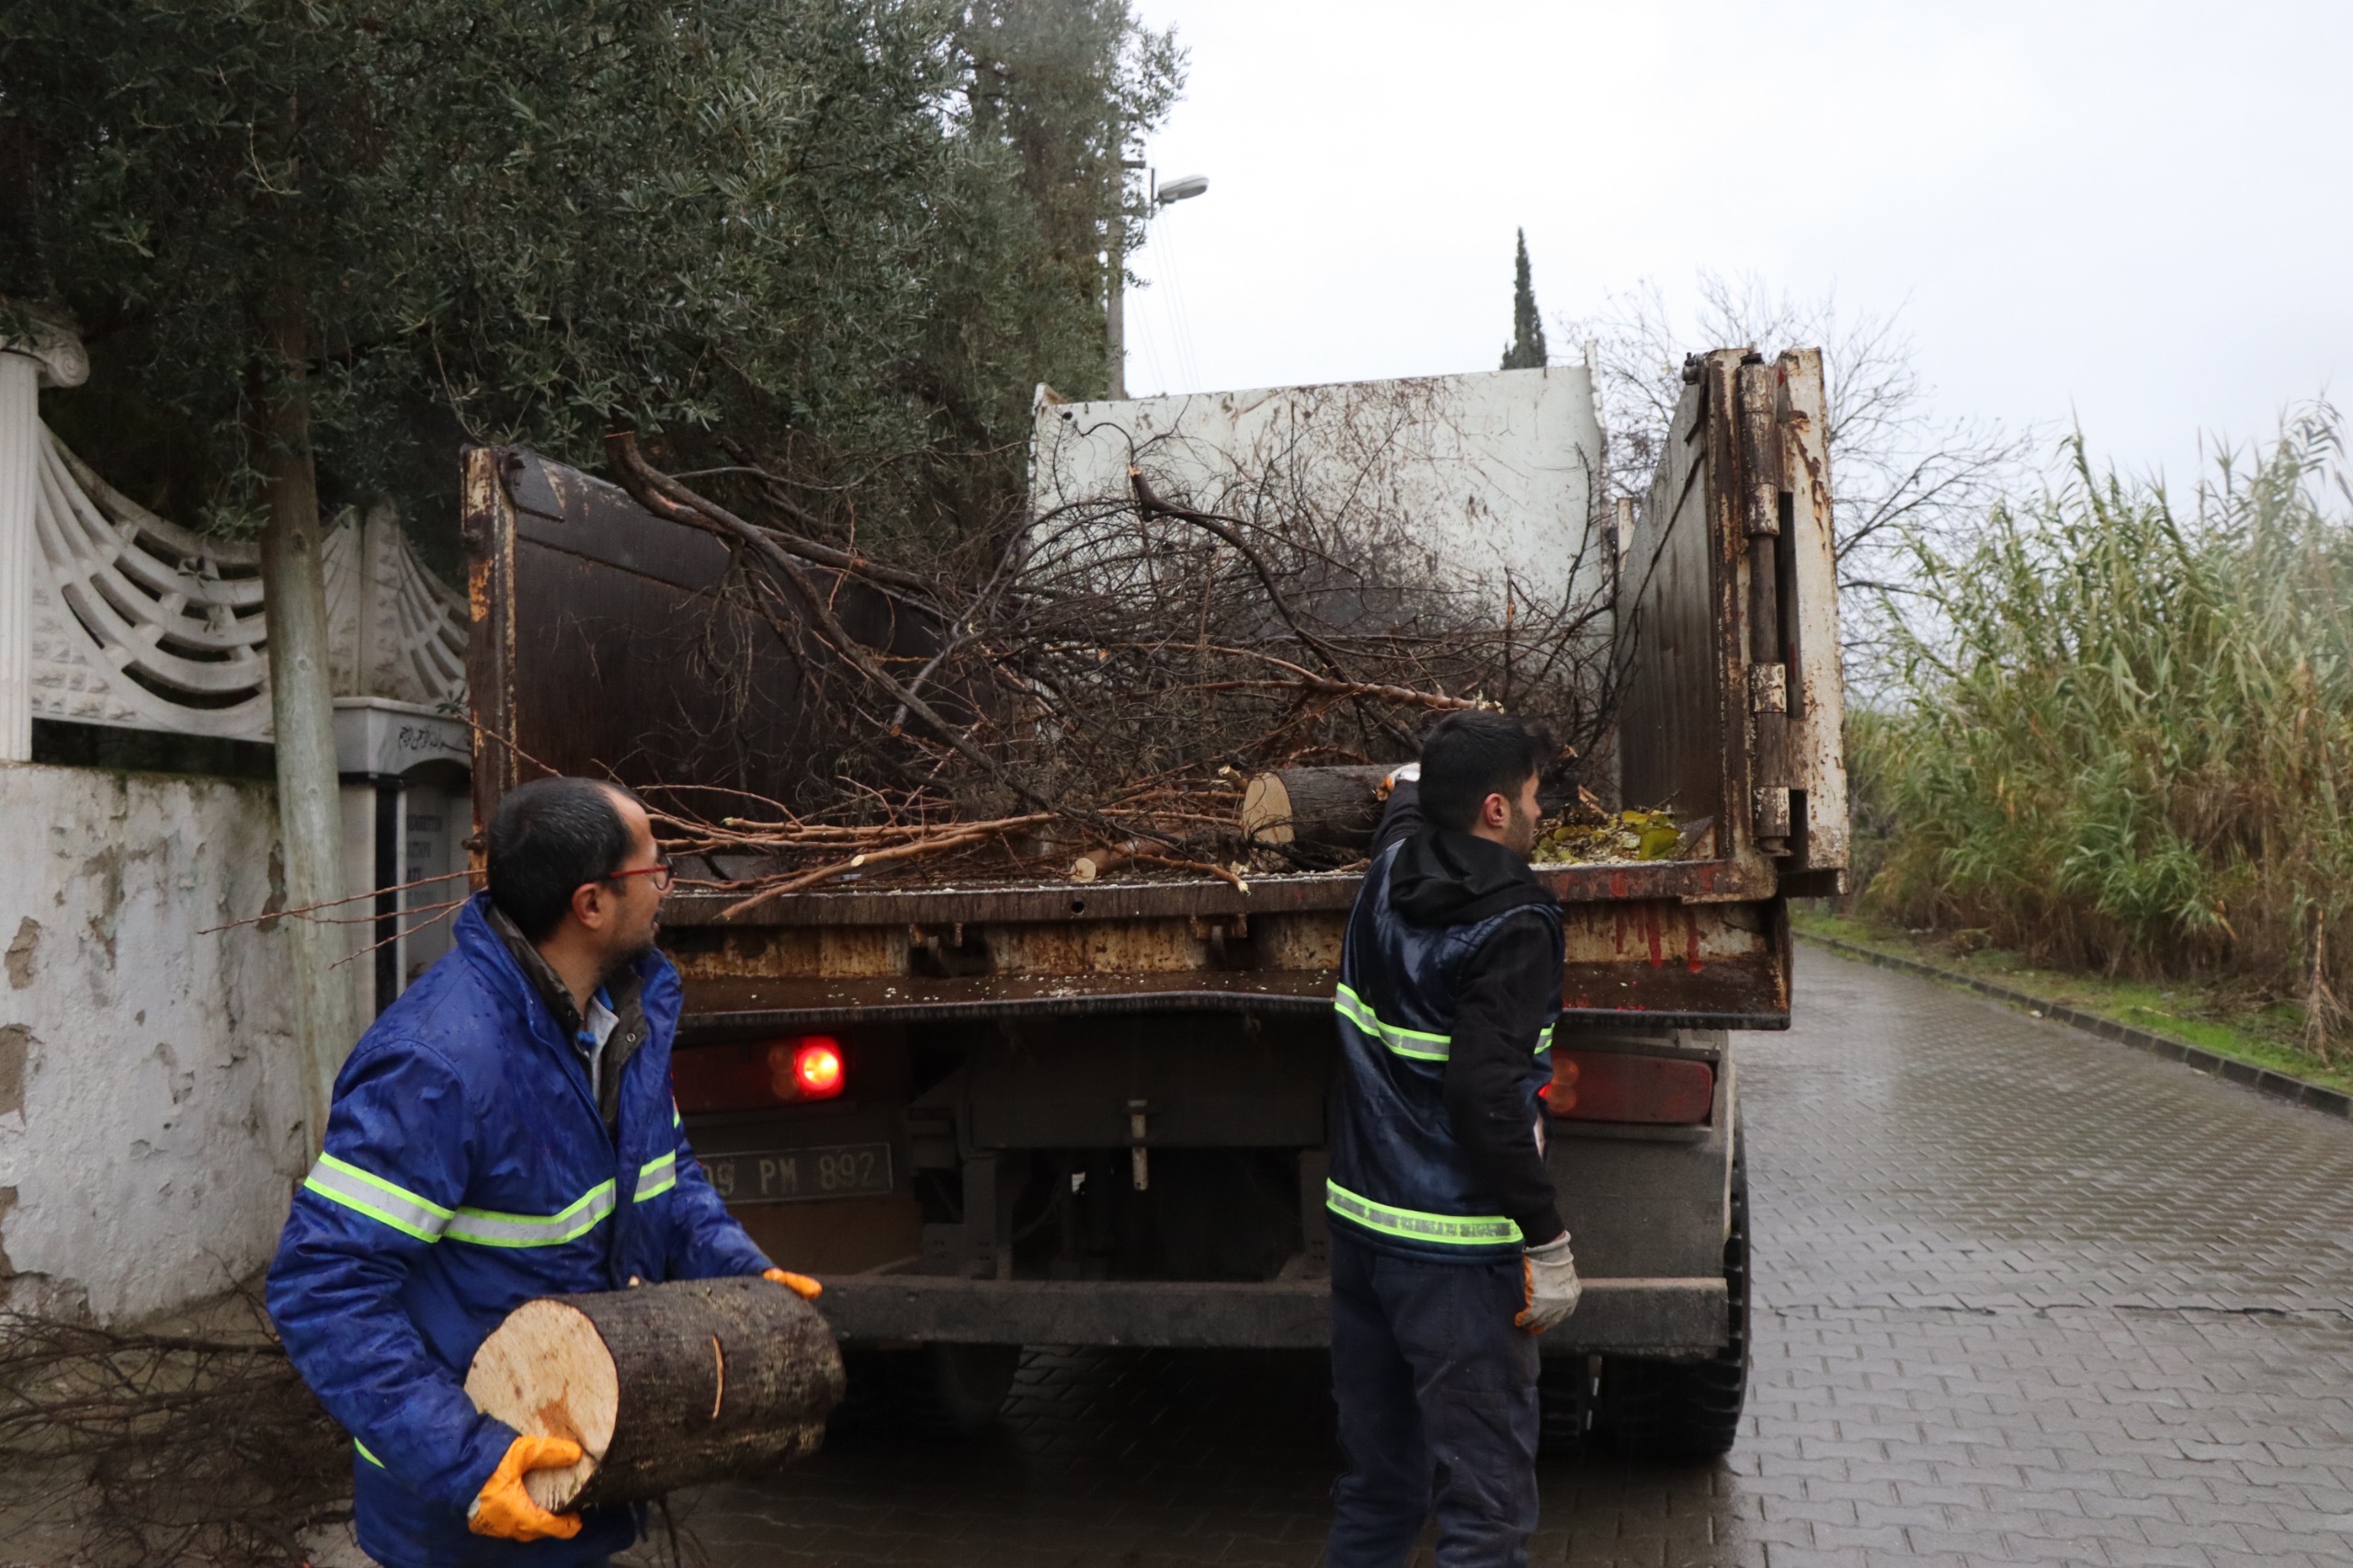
xmin=1240 ymin=766 xmax=1393 ymax=855
xmin=463 ymin=1276 xmax=845 ymax=1512
xmin=1071 ymin=838 xmax=1141 ymax=882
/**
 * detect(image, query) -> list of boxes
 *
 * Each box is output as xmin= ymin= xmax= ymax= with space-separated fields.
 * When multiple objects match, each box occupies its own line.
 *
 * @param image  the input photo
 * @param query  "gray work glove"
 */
xmin=1517 ymin=1233 xmax=1582 ymax=1334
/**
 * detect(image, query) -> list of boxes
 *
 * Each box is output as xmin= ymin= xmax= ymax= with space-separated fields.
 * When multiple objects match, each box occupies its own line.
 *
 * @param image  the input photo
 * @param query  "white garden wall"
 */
xmin=0 ymin=761 xmax=309 ymax=1323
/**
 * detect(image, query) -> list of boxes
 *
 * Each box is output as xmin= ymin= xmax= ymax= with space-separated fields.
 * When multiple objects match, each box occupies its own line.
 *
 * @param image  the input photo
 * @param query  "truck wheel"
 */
xmin=924 ymin=1341 xmax=1022 ymax=1434
xmin=835 ymin=1342 xmax=1022 ymax=1437
xmin=1597 ymin=1120 xmax=1750 ymax=1461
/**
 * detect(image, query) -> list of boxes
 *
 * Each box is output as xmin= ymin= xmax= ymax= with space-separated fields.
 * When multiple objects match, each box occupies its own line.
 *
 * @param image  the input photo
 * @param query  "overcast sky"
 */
xmin=1120 ymin=0 xmax=2352 ymax=492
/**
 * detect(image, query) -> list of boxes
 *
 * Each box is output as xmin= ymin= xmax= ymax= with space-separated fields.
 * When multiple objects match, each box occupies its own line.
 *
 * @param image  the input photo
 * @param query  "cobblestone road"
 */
xmin=635 ymin=948 xmax=2353 ymax=1567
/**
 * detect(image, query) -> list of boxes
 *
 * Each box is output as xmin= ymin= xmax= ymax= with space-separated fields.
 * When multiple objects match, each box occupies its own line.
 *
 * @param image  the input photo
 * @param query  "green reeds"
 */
xmin=1859 ymin=405 xmax=2353 ymax=1053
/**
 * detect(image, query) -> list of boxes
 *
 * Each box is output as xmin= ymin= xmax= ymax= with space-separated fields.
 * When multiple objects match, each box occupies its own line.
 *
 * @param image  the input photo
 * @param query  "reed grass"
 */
xmin=1857 ymin=404 xmax=2353 ymax=1053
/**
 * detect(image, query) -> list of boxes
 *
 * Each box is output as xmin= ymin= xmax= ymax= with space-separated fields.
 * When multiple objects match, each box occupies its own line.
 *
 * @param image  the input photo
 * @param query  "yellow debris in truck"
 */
xmin=1530 ymin=809 xmax=1687 ymax=865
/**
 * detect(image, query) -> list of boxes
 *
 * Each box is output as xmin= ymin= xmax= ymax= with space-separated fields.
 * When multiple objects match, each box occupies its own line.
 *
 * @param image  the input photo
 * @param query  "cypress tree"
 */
xmin=1500 ymin=228 xmax=1548 ymax=369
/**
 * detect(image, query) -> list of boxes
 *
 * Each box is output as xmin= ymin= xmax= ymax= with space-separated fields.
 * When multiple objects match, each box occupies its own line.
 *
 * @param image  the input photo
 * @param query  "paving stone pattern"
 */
xmin=631 ymin=949 xmax=2353 ymax=1567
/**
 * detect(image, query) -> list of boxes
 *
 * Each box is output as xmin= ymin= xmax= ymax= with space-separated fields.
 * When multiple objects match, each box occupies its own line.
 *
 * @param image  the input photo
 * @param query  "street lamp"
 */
xmin=1108 ymin=168 xmax=1211 ymax=399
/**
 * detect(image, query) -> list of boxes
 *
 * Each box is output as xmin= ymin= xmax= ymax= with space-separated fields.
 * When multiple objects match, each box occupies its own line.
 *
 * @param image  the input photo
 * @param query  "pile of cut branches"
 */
xmin=0 ymin=1303 xmax=347 ymax=1565
xmin=0 ymin=1299 xmax=715 ymax=1567
xmin=607 ymin=419 xmax=1619 ymax=903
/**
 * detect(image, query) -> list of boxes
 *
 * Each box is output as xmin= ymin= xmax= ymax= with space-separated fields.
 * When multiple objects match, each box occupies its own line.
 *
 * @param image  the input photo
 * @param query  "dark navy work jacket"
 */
xmin=1327 ymin=839 xmax=1564 ymax=1262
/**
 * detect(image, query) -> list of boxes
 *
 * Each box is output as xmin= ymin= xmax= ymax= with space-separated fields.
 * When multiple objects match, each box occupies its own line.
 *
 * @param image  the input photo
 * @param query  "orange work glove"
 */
xmin=765 ymin=1267 xmax=823 ymax=1300
xmin=466 ymin=1434 xmax=585 ymax=1542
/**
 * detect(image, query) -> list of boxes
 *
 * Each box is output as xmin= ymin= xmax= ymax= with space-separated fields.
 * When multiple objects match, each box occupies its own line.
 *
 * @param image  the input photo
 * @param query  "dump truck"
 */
xmin=458 ymin=347 xmax=1847 ymax=1454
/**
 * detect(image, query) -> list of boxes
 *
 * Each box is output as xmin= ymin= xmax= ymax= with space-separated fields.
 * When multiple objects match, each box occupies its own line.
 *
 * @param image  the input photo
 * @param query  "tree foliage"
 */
xmin=1498 ymin=228 xmax=1546 ymax=370
xmin=0 ymin=0 xmax=1182 ymax=542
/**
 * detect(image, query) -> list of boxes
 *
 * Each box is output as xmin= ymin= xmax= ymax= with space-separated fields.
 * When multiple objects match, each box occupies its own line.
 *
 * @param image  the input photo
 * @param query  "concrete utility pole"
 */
xmin=1106 ymin=242 xmax=1126 ymax=401
xmin=1107 ymin=165 xmax=1209 ymax=401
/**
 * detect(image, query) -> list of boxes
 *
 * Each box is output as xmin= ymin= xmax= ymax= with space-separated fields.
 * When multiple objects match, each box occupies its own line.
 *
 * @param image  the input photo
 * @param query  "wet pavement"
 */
xmin=630 ymin=947 xmax=2353 ymax=1567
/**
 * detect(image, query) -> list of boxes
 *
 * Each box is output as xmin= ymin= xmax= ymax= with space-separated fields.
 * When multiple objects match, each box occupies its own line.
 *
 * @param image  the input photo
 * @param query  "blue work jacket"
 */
xmin=1327 ymin=839 xmax=1563 ymax=1263
xmin=265 ymin=894 xmax=772 ymax=1568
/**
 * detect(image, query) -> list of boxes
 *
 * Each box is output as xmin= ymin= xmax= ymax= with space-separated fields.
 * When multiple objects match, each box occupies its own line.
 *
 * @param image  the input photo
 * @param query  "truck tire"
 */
xmin=1596 ymin=1119 xmax=1749 ymax=1462
xmin=835 ymin=1342 xmax=1022 ymax=1438
xmin=923 ymin=1341 xmax=1022 ymax=1434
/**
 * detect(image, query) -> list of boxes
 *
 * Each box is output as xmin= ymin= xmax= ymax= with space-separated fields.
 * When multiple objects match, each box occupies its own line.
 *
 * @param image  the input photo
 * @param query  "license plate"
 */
xmin=700 ymin=1142 xmax=893 ymax=1205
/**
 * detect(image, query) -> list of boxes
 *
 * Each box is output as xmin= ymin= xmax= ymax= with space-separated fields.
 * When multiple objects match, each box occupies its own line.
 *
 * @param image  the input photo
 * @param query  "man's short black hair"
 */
xmin=486 ymin=777 xmax=643 ymax=941
xmin=1418 ymin=711 xmax=1552 ymax=833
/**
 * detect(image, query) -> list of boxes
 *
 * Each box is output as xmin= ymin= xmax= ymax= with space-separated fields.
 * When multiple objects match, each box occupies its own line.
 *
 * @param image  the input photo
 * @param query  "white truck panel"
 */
xmin=1029 ymin=367 xmax=1608 ymax=619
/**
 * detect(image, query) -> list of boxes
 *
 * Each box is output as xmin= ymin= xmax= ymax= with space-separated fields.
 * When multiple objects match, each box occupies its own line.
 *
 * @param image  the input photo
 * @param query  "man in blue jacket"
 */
xmin=267 ymin=776 xmax=819 ymax=1568
xmin=1324 ymin=712 xmax=1585 ymax=1568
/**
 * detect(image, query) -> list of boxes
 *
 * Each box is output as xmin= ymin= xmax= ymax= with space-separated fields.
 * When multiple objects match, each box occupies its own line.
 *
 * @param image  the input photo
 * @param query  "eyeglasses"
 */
xmin=606 ymin=857 xmax=676 ymax=894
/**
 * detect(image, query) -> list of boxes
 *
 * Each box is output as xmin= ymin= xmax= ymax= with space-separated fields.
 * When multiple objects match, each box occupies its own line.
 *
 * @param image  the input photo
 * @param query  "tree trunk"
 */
xmin=256 ymin=303 xmax=357 ymax=1153
xmin=464 ymin=1277 xmax=847 ymax=1511
xmin=1239 ymin=765 xmax=1393 ymax=858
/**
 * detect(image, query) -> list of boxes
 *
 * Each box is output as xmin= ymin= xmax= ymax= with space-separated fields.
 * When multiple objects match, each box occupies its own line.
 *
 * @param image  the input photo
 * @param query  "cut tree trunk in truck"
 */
xmin=463 ymin=1277 xmax=845 ymax=1512
xmin=1240 ymin=767 xmax=1392 ymax=856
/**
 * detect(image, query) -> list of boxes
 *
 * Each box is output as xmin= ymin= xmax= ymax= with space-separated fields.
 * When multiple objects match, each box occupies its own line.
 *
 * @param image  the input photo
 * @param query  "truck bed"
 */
xmin=463 ymin=349 xmax=1842 ymax=1035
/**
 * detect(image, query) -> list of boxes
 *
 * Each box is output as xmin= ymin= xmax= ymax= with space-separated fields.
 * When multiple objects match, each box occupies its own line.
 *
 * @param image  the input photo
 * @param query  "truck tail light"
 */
xmin=1541 ymin=1051 xmax=1713 ymax=1125
xmin=791 ymin=1038 xmax=844 ymax=1097
xmin=674 ymin=1036 xmax=847 ymax=1113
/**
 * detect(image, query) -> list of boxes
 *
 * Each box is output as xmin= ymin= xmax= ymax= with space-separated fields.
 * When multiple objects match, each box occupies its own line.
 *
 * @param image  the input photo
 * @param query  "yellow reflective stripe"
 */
xmin=355 ymin=1438 xmax=384 ymax=1468
xmin=673 ymin=1098 xmax=684 ymax=1130
xmin=308 ymin=1153 xmax=649 ymax=1247
xmin=1335 ymin=984 xmax=1553 ymax=1059
xmin=1334 ymin=983 xmax=1451 ymax=1062
xmin=302 ymin=1153 xmax=452 ymax=1243
xmin=1325 ymin=1178 xmax=1522 ymax=1247
xmin=445 ymin=1181 xmax=618 ymax=1247
xmin=635 ymin=1151 xmax=678 ymax=1202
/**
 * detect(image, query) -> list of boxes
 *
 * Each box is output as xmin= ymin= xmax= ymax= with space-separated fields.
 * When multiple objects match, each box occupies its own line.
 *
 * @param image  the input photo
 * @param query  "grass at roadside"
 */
xmin=1790 ymin=906 xmax=2353 ymax=1096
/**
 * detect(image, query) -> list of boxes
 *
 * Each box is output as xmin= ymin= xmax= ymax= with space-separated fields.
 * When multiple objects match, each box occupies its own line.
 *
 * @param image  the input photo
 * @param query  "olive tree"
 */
xmin=0 ymin=0 xmax=1179 ymax=1139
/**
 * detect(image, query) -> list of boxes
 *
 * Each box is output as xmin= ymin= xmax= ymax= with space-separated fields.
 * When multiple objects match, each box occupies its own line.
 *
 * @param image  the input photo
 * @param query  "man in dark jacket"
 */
xmin=267 ymin=777 xmax=819 ymax=1568
xmin=1324 ymin=711 xmax=1583 ymax=1568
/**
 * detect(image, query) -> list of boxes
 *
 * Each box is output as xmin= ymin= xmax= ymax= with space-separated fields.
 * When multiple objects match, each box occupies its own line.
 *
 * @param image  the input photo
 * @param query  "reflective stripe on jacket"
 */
xmin=264 ymin=893 xmax=772 ymax=1568
xmin=1327 ymin=840 xmax=1563 ymax=1263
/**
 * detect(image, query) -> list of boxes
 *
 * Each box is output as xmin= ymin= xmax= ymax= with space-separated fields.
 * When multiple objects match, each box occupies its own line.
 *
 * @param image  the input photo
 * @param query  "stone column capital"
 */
xmin=0 ymin=305 xmax=87 ymax=389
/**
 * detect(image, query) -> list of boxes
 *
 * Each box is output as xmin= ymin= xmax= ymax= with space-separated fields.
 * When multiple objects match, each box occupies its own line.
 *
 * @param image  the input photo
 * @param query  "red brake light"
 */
xmin=1543 ymin=1051 xmax=1713 ymax=1125
xmin=791 ymin=1039 xmax=844 ymax=1098
xmin=674 ymin=1035 xmax=848 ymax=1113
